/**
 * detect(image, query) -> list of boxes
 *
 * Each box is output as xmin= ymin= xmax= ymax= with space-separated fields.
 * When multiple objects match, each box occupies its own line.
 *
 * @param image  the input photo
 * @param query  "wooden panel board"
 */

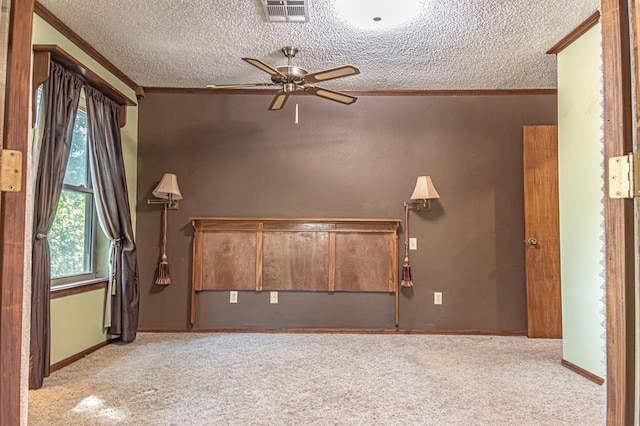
xmin=201 ymin=232 xmax=256 ymax=290
xmin=335 ymin=233 xmax=392 ymax=292
xmin=262 ymin=232 xmax=330 ymax=291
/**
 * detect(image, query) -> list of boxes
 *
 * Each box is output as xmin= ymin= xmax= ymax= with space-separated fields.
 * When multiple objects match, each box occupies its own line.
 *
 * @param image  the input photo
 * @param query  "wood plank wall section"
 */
xmin=0 ymin=1 xmax=35 ymax=423
xmin=190 ymin=218 xmax=400 ymax=326
xmin=602 ymin=0 xmax=637 ymax=424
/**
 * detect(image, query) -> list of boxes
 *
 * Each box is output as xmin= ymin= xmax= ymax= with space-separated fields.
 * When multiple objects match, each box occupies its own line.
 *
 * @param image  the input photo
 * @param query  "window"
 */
xmin=49 ymin=95 xmax=100 ymax=285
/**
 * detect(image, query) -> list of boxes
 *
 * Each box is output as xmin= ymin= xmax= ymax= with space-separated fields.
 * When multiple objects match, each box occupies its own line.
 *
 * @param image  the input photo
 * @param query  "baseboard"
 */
xmin=561 ymin=359 xmax=605 ymax=385
xmin=138 ymin=327 xmax=527 ymax=336
xmin=50 ymin=337 xmax=118 ymax=373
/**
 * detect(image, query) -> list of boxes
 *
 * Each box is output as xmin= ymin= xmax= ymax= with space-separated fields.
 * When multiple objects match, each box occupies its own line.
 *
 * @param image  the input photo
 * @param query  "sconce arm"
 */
xmin=404 ymin=199 xmax=432 ymax=212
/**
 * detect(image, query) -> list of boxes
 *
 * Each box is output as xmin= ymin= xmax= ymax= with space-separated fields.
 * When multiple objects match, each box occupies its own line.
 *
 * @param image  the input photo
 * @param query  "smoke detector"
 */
xmin=261 ymin=0 xmax=309 ymax=22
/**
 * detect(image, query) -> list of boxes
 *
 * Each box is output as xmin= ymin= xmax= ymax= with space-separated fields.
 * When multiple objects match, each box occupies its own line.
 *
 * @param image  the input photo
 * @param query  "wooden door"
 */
xmin=522 ymin=125 xmax=562 ymax=338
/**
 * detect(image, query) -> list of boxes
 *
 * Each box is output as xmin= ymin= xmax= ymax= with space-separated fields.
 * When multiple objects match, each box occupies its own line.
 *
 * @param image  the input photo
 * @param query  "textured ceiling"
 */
xmin=37 ymin=0 xmax=600 ymax=90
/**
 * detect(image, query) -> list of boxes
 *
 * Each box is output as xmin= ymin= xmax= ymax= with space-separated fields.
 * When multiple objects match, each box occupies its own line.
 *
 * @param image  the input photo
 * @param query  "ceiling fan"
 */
xmin=207 ymin=47 xmax=360 ymax=111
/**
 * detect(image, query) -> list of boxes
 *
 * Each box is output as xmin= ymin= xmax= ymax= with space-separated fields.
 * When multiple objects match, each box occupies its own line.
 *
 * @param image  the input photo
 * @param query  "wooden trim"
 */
xmin=33 ymin=45 xmax=136 ymax=106
xmin=50 ymin=338 xmax=116 ymax=373
xmin=31 ymin=49 xmax=49 ymax=126
xmin=561 ymin=359 xmax=605 ymax=385
xmin=602 ymin=0 xmax=637 ymax=424
xmin=547 ymin=11 xmax=601 ymax=54
xmin=118 ymin=105 xmax=127 ymax=128
xmin=143 ymin=87 xmax=558 ymax=96
xmin=255 ymin=231 xmax=263 ymax=291
xmin=138 ymin=328 xmax=528 ymax=336
xmin=328 ymin=232 xmax=336 ymax=292
xmin=191 ymin=228 xmax=202 ymax=326
xmin=0 ymin=0 xmax=35 ymax=423
xmin=34 ymin=2 xmax=139 ymax=93
xmin=50 ymin=280 xmax=107 ymax=299
xmin=191 ymin=217 xmax=402 ymax=223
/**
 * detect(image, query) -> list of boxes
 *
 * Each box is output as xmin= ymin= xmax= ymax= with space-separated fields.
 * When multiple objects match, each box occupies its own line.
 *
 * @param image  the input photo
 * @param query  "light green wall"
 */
xmin=50 ymin=289 xmax=108 ymax=364
xmin=32 ymin=15 xmax=138 ymax=364
xmin=557 ymin=23 xmax=605 ymax=378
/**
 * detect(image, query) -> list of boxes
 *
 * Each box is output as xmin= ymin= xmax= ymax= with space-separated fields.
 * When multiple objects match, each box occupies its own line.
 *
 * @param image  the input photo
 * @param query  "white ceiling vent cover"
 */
xmin=261 ymin=0 xmax=309 ymax=22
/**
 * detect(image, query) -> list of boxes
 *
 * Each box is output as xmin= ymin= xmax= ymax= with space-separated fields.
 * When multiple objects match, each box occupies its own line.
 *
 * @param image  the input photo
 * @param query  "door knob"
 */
xmin=527 ymin=237 xmax=538 ymax=245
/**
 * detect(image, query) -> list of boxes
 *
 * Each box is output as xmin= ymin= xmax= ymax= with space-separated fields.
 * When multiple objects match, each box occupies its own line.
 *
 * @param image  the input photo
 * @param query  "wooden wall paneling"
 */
xmin=201 ymin=232 xmax=256 ymax=290
xmin=602 ymin=0 xmax=637 ymax=423
xmin=262 ymin=232 xmax=330 ymax=291
xmin=328 ymin=232 xmax=336 ymax=292
xmin=334 ymin=233 xmax=392 ymax=292
xmin=191 ymin=226 xmax=203 ymax=325
xmin=1 ymin=0 xmax=35 ymax=423
xmin=389 ymin=232 xmax=398 ymax=293
xmin=255 ymin=231 xmax=263 ymax=291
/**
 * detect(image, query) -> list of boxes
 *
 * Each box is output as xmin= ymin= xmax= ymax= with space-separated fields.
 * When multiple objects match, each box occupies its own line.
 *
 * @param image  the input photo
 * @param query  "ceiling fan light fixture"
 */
xmin=337 ymin=0 xmax=421 ymax=29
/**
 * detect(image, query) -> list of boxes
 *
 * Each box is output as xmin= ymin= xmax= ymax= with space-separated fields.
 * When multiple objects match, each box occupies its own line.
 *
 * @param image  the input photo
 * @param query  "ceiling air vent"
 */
xmin=261 ymin=0 xmax=309 ymax=22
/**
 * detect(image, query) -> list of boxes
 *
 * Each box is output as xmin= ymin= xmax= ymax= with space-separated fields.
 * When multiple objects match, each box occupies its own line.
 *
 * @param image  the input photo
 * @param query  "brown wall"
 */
xmin=136 ymin=92 xmax=557 ymax=331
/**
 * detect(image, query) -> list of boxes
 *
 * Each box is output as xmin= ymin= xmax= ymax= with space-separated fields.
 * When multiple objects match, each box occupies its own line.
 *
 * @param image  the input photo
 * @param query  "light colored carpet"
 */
xmin=28 ymin=333 xmax=605 ymax=425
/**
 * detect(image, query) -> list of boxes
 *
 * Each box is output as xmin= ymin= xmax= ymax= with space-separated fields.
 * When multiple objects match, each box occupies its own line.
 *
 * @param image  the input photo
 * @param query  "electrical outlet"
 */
xmin=229 ymin=291 xmax=238 ymax=304
xmin=434 ymin=292 xmax=442 ymax=305
xmin=409 ymin=237 xmax=417 ymax=250
xmin=270 ymin=291 xmax=278 ymax=304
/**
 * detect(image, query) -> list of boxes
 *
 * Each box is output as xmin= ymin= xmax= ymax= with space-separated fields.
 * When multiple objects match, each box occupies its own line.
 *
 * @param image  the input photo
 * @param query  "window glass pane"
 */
xmin=63 ymin=109 xmax=88 ymax=187
xmin=49 ymin=189 xmax=91 ymax=278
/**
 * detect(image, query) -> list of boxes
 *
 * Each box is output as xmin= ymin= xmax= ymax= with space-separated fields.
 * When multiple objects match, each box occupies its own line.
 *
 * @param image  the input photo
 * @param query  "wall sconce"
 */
xmin=148 ymin=173 xmax=183 ymax=210
xmin=405 ymin=175 xmax=440 ymax=211
xmin=148 ymin=173 xmax=183 ymax=285
xmin=401 ymin=176 xmax=439 ymax=288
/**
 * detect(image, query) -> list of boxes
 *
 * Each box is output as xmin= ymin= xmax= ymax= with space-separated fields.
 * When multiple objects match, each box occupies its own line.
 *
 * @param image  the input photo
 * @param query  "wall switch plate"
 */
xmin=409 ymin=237 xmax=417 ymax=250
xmin=434 ymin=292 xmax=442 ymax=305
xmin=270 ymin=291 xmax=278 ymax=304
xmin=229 ymin=291 xmax=238 ymax=304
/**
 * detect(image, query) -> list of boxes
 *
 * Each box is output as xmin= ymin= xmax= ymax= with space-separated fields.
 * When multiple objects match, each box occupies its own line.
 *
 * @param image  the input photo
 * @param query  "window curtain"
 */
xmin=30 ymin=62 xmax=83 ymax=389
xmin=85 ymin=86 xmax=139 ymax=342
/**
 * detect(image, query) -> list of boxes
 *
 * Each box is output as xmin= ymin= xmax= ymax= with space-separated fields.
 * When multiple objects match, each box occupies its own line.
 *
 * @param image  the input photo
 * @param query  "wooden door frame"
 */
xmin=0 ymin=0 xmax=636 ymax=424
xmin=0 ymin=0 xmax=34 ymax=424
xmin=602 ymin=0 xmax=637 ymax=424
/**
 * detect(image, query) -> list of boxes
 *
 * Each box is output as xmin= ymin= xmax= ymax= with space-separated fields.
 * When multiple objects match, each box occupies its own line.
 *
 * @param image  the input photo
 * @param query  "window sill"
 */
xmin=51 ymin=278 xmax=108 ymax=299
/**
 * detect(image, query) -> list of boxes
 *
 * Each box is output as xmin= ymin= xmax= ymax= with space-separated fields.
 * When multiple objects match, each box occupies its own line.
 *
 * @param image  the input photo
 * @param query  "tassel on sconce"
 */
xmin=148 ymin=173 xmax=183 ymax=285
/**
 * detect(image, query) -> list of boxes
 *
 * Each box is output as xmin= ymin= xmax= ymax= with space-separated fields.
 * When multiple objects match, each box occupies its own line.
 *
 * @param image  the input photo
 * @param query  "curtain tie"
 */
xmin=109 ymin=238 xmax=123 ymax=296
xmin=35 ymin=233 xmax=47 ymax=239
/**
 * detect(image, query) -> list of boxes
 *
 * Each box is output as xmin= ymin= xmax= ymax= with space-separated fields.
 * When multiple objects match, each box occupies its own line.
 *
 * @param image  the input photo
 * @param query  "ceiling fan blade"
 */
xmin=305 ymin=65 xmax=360 ymax=83
xmin=242 ymin=58 xmax=286 ymax=78
xmin=304 ymin=86 xmax=357 ymax=105
xmin=207 ymin=83 xmax=277 ymax=89
xmin=268 ymin=91 xmax=289 ymax=111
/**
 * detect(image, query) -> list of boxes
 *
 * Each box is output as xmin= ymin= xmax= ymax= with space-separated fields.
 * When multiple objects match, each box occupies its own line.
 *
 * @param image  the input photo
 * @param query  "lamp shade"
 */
xmin=152 ymin=173 xmax=183 ymax=200
xmin=410 ymin=176 xmax=439 ymax=200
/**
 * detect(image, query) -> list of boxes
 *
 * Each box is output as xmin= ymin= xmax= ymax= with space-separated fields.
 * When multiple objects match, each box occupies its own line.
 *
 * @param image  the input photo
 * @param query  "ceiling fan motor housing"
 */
xmin=271 ymin=65 xmax=308 ymax=87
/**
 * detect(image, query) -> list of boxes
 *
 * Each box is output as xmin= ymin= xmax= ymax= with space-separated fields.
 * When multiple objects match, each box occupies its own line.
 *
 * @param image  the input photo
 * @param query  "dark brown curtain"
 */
xmin=30 ymin=62 xmax=83 ymax=389
xmin=85 ymin=86 xmax=139 ymax=342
